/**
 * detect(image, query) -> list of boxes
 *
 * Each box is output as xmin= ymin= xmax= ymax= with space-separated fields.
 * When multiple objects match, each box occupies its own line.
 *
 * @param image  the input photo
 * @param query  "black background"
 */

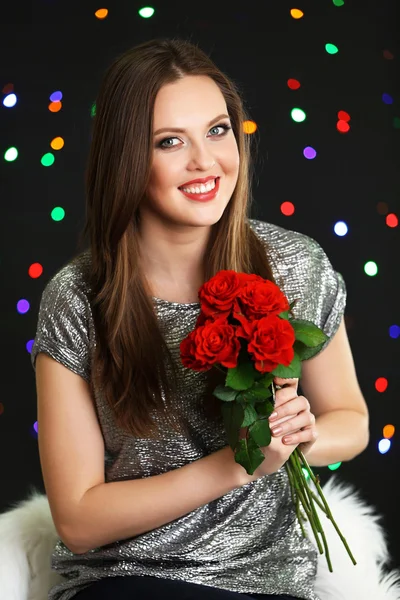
xmin=1 ymin=0 xmax=399 ymax=570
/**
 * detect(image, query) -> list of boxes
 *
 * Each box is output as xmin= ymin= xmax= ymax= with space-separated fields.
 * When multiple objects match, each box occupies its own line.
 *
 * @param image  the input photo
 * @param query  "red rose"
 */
xmin=247 ymin=314 xmax=295 ymax=373
xmin=198 ymin=270 xmax=243 ymax=317
xmin=180 ymin=319 xmax=241 ymax=371
xmin=234 ymin=279 xmax=290 ymax=322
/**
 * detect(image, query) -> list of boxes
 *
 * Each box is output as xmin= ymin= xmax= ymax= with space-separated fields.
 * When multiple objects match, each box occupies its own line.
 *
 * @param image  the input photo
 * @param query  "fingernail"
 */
xmin=283 ymin=436 xmax=293 ymax=444
xmin=271 ymin=426 xmax=282 ymax=435
xmin=269 ymin=412 xmax=278 ymax=421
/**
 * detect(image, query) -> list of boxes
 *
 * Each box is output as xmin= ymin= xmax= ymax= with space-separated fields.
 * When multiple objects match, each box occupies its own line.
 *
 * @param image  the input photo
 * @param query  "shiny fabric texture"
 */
xmin=30 ymin=219 xmax=346 ymax=600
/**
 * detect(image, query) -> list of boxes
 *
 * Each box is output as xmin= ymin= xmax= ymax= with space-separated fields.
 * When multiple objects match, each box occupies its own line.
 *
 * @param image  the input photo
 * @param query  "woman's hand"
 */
xmin=239 ymin=376 xmax=318 ymax=482
xmin=268 ymin=376 xmax=318 ymax=457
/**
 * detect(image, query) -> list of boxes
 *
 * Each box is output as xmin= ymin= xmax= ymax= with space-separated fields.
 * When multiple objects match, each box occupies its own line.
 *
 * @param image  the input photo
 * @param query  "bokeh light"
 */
xmin=334 ymin=221 xmax=348 ymax=236
xmin=3 ymin=93 xmax=17 ymax=108
xmin=328 ymin=462 xmax=342 ymax=471
xmin=41 ymin=153 xmax=55 ymax=167
xmin=378 ymin=438 xmax=391 ymax=454
xmin=375 ymin=377 xmax=388 ymax=393
xmin=50 ymin=137 xmax=65 ymax=150
xmin=243 ymin=120 xmax=257 ymax=134
xmin=338 ymin=110 xmax=350 ymax=121
xmin=291 ymin=108 xmax=306 ymax=123
xmin=364 ymin=261 xmax=378 ymax=276
xmin=325 ymin=43 xmax=339 ymax=54
xmin=28 ymin=263 xmax=43 ymax=279
xmin=383 ymin=424 xmax=395 ymax=439
xmin=49 ymin=101 xmax=62 ymax=113
xmin=382 ymin=93 xmax=393 ymax=105
xmin=303 ymin=146 xmax=317 ymax=159
xmin=377 ymin=202 xmax=389 ymax=215
xmin=290 ymin=9 xmax=304 ymax=19
xmin=50 ymin=91 xmax=62 ymax=102
xmin=389 ymin=325 xmax=400 ymax=339
xmin=281 ymin=201 xmax=295 ymax=216
xmin=51 ymin=207 xmax=66 ymax=221
xmin=138 ymin=6 xmax=155 ymax=18
xmin=95 ymin=8 xmax=108 ymax=19
xmin=17 ymin=299 xmax=30 ymax=314
xmin=386 ymin=213 xmax=398 ymax=228
xmin=337 ymin=120 xmax=350 ymax=133
xmin=4 ymin=147 xmax=18 ymax=162
xmin=287 ymin=79 xmax=301 ymax=90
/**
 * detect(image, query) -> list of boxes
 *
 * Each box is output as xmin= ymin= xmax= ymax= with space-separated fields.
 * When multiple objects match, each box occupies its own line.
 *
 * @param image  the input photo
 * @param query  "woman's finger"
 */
xmin=273 ymin=377 xmax=298 ymax=389
xmin=269 ymin=395 xmax=309 ymax=423
xmin=281 ymin=425 xmax=318 ymax=446
xmin=270 ymin=409 xmax=315 ymax=437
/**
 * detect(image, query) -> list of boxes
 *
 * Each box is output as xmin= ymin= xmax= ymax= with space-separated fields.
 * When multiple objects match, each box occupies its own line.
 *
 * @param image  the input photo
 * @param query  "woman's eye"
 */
xmin=157 ymin=123 xmax=231 ymax=150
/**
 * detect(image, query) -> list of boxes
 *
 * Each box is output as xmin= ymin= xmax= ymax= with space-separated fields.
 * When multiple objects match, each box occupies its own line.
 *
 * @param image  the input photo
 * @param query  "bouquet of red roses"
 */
xmin=180 ymin=270 xmax=356 ymax=572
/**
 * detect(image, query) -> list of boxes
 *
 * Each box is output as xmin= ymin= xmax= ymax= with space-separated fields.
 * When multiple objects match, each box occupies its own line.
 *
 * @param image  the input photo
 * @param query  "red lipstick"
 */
xmin=179 ymin=177 xmax=220 ymax=202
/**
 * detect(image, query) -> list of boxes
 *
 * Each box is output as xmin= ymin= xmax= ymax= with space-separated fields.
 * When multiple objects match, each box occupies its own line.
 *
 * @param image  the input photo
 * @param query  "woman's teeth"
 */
xmin=180 ymin=178 xmax=216 ymax=194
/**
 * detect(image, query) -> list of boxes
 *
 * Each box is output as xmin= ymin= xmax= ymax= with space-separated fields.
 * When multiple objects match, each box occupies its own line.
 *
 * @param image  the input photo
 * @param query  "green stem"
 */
xmin=292 ymin=450 xmax=333 ymax=572
xmin=285 ymin=464 xmax=307 ymax=538
xmin=288 ymin=456 xmax=324 ymax=555
xmin=297 ymin=449 xmax=357 ymax=566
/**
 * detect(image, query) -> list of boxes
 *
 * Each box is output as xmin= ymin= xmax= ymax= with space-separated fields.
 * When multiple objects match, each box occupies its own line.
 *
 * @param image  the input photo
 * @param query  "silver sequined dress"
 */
xmin=31 ymin=219 xmax=346 ymax=600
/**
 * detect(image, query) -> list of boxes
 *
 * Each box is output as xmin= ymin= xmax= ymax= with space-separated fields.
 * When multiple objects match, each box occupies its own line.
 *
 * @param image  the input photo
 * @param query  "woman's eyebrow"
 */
xmin=153 ymin=113 xmax=230 ymax=136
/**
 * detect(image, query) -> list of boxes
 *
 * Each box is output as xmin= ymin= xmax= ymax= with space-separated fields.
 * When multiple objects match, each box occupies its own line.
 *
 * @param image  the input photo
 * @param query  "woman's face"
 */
xmin=142 ymin=75 xmax=240 ymax=228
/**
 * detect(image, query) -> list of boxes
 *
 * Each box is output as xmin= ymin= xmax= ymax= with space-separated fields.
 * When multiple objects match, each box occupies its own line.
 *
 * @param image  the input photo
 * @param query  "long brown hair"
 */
xmin=76 ymin=37 xmax=277 ymax=439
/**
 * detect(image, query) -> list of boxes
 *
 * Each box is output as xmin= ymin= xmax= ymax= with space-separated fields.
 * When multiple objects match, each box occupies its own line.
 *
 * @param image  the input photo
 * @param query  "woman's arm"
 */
xmin=298 ymin=315 xmax=369 ymax=466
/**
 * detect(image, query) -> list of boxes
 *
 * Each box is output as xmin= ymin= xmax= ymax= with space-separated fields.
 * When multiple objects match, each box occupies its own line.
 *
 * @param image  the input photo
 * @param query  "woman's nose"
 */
xmin=187 ymin=145 xmax=216 ymax=171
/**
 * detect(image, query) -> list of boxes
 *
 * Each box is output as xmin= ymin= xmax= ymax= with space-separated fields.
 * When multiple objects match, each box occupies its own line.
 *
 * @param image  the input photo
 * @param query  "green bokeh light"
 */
xmin=364 ymin=261 xmax=378 ymax=276
xmin=51 ymin=207 xmax=65 ymax=222
xmin=41 ymin=153 xmax=55 ymax=167
xmin=333 ymin=0 xmax=344 ymax=6
xmin=325 ymin=43 xmax=339 ymax=55
xmin=138 ymin=6 xmax=155 ymax=18
xmin=302 ymin=467 xmax=310 ymax=480
xmin=4 ymin=147 xmax=18 ymax=162
xmin=291 ymin=108 xmax=306 ymax=123
xmin=328 ymin=462 xmax=342 ymax=471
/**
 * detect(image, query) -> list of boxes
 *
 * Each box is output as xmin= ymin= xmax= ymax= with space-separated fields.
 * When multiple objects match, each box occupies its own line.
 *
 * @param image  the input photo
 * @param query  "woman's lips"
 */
xmin=178 ymin=177 xmax=220 ymax=202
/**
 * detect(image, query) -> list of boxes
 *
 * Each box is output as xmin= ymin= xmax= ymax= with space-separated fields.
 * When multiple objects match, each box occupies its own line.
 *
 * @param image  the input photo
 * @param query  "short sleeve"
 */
xmin=289 ymin=235 xmax=347 ymax=354
xmin=30 ymin=266 xmax=93 ymax=383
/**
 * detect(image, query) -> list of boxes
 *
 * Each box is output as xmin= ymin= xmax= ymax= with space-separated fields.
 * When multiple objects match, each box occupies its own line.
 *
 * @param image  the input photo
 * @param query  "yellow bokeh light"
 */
xmin=290 ymin=8 xmax=304 ymax=19
xmin=95 ymin=8 xmax=108 ymax=19
xmin=243 ymin=120 xmax=257 ymax=134
xmin=50 ymin=137 xmax=64 ymax=150
xmin=383 ymin=424 xmax=395 ymax=439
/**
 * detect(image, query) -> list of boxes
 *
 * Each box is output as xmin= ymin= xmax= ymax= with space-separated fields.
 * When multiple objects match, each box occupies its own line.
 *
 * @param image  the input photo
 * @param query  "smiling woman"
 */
xmin=30 ymin=36 xmax=370 ymax=600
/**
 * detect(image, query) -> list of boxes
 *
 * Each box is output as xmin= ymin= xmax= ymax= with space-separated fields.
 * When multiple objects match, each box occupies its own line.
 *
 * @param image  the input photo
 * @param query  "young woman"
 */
xmin=32 ymin=37 xmax=369 ymax=600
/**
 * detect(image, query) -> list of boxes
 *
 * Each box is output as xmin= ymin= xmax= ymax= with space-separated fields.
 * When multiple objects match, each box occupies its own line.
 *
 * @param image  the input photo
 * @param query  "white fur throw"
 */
xmin=0 ymin=476 xmax=399 ymax=600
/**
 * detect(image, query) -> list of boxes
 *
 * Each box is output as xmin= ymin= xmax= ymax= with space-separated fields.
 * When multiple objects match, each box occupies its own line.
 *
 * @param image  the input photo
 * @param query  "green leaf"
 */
xmin=255 ymin=399 xmax=275 ymax=418
xmin=290 ymin=319 xmax=328 ymax=347
xmin=241 ymin=403 xmax=258 ymax=427
xmin=249 ymin=418 xmax=272 ymax=447
xmin=221 ymin=402 xmax=244 ymax=451
xmin=234 ymin=436 xmax=266 ymax=476
xmin=271 ymin=352 xmax=302 ymax=378
xmin=294 ymin=339 xmax=327 ymax=361
xmin=239 ymin=382 xmax=272 ymax=403
xmin=213 ymin=385 xmax=239 ymax=402
xmin=278 ymin=310 xmax=289 ymax=320
xmin=226 ymin=361 xmax=256 ymax=391
xmin=255 ymin=372 xmax=274 ymax=388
